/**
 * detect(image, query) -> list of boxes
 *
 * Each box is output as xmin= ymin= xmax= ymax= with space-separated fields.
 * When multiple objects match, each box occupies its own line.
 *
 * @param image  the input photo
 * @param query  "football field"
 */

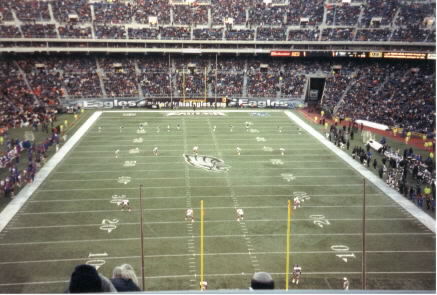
xmin=0 ymin=110 xmax=435 ymax=293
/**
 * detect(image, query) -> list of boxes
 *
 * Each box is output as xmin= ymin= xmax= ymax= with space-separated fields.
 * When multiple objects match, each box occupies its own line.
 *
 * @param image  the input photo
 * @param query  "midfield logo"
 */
xmin=183 ymin=154 xmax=230 ymax=172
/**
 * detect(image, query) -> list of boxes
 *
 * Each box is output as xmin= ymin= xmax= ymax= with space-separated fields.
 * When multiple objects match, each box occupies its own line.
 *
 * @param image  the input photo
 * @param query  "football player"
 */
xmin=167 ymin=124 xmax=171 ymax=132
xmin=236 ymin=208 xmax=244 ymax=221
xmin=236 ymin=147 xmax=241 ymax=156
xmin=291 ymin=264 xmax=301 ymax=285
xmin=213 ymin=125 xmax=216 ymax=132
xmin=185 ymin=208 xmax=194 ymax=223
xmin=230 ymin=125 xmax=233 ymax=132
xmin=176 ymin=124 xmax=180 ymax=130
xmin=117 ymin=199 xmax=131 ymax=212
xmin=156 ymin=126 xmax=160 ymax=133
xmin=98 ymin=126 xmax=102 ymax=133
xmin=120 ymin=126 xmax=124 ymax=133
xmin=199 ymin=281 xmax=208 ymax=291
xmin=193 ymin=146 xmax=199 ymax=156
xmin=153 ymin=147 xmax=159 ymax=156
xmin=280 ymin=148 xmax=285 ymax=156
xmin=343 ymin=277 xmax=349 ymax=290
xmin=115 ymin=149 xmax=120 ymax=159
xmin=293 ymin=197 xmax=301 ymax=210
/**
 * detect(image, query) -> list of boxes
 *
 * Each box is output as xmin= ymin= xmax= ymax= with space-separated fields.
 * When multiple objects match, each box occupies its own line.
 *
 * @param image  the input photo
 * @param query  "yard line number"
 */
xmin=331 ymin=245 xmax=356 ymax=263
xmin=86 ymin=252 xmax=108 ymax=270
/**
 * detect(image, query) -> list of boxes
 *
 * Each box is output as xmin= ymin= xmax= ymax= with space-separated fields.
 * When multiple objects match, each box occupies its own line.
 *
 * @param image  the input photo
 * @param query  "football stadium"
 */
xmin=0 ymin=0 xmax=435 ymax=293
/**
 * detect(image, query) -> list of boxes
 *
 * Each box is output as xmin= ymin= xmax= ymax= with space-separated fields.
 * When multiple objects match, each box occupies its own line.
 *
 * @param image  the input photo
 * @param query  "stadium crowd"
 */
xmin=0 ymin=55 xmax=433 ymax=135
xmin=0 ymin=60 xmax=61 ymax=198
xmin=326 ymin=120 xmax=435 ymax=212
xmin=0 ymin=0 xmax=434 ymax=42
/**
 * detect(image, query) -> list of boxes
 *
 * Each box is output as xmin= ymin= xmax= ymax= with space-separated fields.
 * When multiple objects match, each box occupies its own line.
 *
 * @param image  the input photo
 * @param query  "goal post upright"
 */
xmin=285 ymin=199 xmax=292 ymax=290
xmin=200 ymin=200 xmax=205 ymax=288
xmin=139 ymin=184 xmax=145 ymax=290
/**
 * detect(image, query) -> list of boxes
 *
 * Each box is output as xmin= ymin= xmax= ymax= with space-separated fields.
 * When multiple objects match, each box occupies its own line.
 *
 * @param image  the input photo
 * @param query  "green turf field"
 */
xmin=0 ymin=110 xmax=434 ymax=293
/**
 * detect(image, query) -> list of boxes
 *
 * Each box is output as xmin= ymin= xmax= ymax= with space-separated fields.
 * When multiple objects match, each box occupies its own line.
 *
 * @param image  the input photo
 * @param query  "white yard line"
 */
xmin=1 ymin=233 xmax=432 ymax=247
xmin=72 ymin=148 xmax=326 ymax=153
xmin=284 ymin=111 xmax=436 ymax=233
xmin=53 ymin=167 xmax=353 ymax=174
xmin=48 ymin=175 xmax=356 ymax=182
xmin=57 ymin=160 xmax=345 ymax=166
xmin=0 ymin=111 xmax=103 ymax=233
xmin=6 ymin=218 xmax=416 ymax=230
xmin=36 ymin=183 xmax=364 ymax=192
xmin=17 ymin=204 xmax=400 ymax=216
xmin=181 ymin=118 xmax=197 ymax=286
xmin=65 ymin=153 xmax=335 ymax=159
xmin=0 ymin=250 xmax=434 ymax=265
xmin=28 ymin=193 xmax=383 ymax=202
xmin=76 ymin=143 xmax=320 ymax=148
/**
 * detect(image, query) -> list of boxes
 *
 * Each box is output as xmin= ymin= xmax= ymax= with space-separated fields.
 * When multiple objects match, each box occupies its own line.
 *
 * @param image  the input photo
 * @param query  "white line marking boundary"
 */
xmin=0 ymin=111 xmax=103 ymax=232
xmin=284 ymin=111 xmax=436 ymax=233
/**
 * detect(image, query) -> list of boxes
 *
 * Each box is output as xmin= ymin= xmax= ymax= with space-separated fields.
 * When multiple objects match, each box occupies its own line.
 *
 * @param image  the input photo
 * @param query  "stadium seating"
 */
xmin=0 ymin=0 xmax=434 ymax=42
xmin=0 ymin=54 xmax=433 ymax=135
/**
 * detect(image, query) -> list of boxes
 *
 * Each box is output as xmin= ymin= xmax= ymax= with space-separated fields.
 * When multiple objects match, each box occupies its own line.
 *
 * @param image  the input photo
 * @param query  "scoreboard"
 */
xmin=270 ymin=50 xmax=432 ymax=60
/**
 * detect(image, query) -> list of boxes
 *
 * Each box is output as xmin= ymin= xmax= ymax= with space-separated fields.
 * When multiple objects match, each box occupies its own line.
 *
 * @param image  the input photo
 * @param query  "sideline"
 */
xmin=284 ymin=111 xmax=436 ymax=233
xmin=0 ymin=111 xmax=102 ymax=232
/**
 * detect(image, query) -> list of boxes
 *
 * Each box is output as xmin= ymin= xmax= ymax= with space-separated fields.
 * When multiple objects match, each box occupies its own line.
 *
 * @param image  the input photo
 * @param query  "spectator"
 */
xmin=111 ymin=264 xmax=141 ymax=292
xmin=67 ymin=264 xmax=117 ymax=293
xmin=250 ymin=272 xmax=274 ymax=290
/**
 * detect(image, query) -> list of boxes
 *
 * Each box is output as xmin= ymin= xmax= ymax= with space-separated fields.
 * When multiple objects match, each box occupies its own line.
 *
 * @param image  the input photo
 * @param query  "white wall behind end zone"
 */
xmin=0 ymin=111 xmax=103 ymax=233
xmin=284 ymin=111 xmax=436 ymax=233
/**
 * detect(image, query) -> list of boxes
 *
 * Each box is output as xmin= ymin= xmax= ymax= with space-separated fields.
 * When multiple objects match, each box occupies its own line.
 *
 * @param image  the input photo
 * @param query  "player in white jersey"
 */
xmin=291 ymin=264 xmax=302 ymax=285
xmin=167 ymin=124 xmax=171 ymax=132
xmin=278 ymin=126 xmax=282 ymax=133
xmin=213 ymin=125 xmax=216 ymax=132
xmin=120 ymin=126 xmax=124 ymax=133
xmin=115 ymin=149 xmax=120 ymax=159
xmin=236 ymin=147 xmax=241 ymax=156
xmin=193 ymin=146 xmax=199 ymax=156
xmin=199 ymin=281 xmax=208 ymax=291
xmin=230 ymin=125 xmax=233 ymax=132
xmin=177 ymin=124 xmax=180 ymax=130
xmin=343 ymin=277 xmax=349 ymax=290
xmin=117 ymin=199 xmax=131 ymax=212
xmin=293 ymin=197 xmax=301 ymax=210
xmin=153 ymin=147 xmax=159 ymax=156
xmin=156 ymin=126 xmax=160 ymax=133
xmin=236 ymin=208 xmax=244 ymax=221
xmin=98 ymin=126 xmax=102 ymax=133
xmin=185 ymin=208 xmax=194 ymax=223
xmin=245 ymin=122 xmax=250 ymax=131
xmin=280 ymin=148 xmax=285 ymax=156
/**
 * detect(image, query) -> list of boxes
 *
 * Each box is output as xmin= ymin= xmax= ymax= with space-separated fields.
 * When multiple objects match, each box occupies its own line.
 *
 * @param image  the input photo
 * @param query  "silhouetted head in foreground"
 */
xmin=250 ymin=272 xmax=274 ymax=290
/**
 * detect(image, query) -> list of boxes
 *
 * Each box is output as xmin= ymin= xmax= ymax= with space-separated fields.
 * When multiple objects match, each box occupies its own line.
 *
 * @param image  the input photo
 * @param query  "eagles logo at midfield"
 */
xmin=183 ymin=154 xmax=230 ymax=172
